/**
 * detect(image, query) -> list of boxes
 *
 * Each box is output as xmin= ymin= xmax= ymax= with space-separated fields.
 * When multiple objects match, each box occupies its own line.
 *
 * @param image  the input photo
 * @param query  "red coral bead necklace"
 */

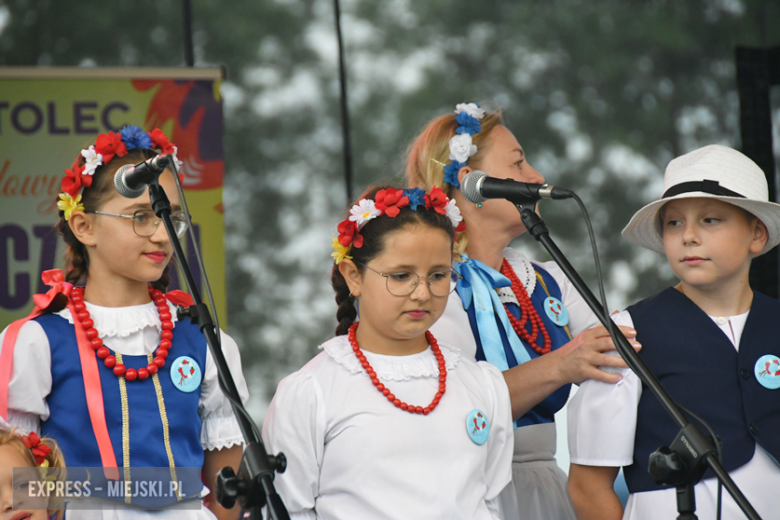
xmin=70 ymin=286 xmax=172 ymax=381
xmin=500 ymin=258 xmax=552 ymax=355
xmin=348 ymin=322 xmax=445 ymax=415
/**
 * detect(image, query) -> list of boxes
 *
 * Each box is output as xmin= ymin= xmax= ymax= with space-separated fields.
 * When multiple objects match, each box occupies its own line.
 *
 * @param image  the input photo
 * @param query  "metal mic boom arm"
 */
xmin=144 ymin=175 xmax=290 ymax=520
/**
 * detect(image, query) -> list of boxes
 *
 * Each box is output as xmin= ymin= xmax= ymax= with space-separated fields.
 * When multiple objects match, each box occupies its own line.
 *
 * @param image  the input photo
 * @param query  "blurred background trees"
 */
xmin=1 ymin=0 xmax=779 ymax=418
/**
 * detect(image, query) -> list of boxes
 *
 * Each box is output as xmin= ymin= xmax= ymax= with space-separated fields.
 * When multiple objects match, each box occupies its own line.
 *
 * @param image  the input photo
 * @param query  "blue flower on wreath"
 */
xmin=455 ymin=112 xmax=482 ymax=136
xmin=404 ymin=188 xmax=427 ymax=211
xmin=444 ymin=161 xmax=464 ymax=188
xmin=120 ymin=125 xmax=153 ymax=151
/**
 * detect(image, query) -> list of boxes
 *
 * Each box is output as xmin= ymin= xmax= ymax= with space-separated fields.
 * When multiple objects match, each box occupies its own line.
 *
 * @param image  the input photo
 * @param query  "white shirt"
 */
xmin=1 ymin=300 xmax=249 ymax=451
xmin=568 ymin=309 xmax=780 ymax=519
xmin=262 ymin=336 xmax=514 ymax=520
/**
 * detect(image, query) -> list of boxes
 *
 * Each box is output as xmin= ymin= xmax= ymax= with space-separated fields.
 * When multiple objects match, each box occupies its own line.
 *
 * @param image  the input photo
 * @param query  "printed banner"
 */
xmin=0 ymin=68 xmax=226 ymax=327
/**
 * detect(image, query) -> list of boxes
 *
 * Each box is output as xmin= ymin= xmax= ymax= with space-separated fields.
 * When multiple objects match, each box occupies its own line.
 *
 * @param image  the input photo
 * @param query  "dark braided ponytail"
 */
xmin=55 ymin=148 xmax=163 ymax=287
xmin=332 ymin=263 xmax=357 ymax=336
xmin=331 ymin=185 xmax=455 ymax=335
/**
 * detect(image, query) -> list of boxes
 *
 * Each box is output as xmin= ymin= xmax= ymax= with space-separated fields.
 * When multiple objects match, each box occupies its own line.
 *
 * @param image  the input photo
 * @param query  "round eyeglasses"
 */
xmin=362 ymin=264 xmax=461 ymax=297
xmin=89 ymin=209 xmax=188 ymax=238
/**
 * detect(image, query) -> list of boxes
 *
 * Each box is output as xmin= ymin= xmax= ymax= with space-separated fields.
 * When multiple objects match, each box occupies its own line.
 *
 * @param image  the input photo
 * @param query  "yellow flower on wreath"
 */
xmin=331 ymin=237 xmax=352 ymax=264
xmin=57 ymin=193 xmax=85 ymax=221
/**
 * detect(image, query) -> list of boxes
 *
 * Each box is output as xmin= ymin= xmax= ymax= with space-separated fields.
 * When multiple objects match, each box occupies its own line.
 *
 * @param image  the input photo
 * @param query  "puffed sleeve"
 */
xmin=477 ymin=361 xmax=513 ymax=505
xmin=262 ymin=370 xmax=325 ymax=519
xmin=198 ymin=330 xmax=250 ymax=450
xmin=0 ymin=320 xmax=53 ymax=434
xmin=567 ymin=310 xmax=641 ymax=466
xmin=535 ymin=260 xmax=600 ymax=337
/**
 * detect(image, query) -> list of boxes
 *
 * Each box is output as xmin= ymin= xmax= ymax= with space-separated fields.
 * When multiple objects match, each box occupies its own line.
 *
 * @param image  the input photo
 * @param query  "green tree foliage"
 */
xmin=2 ymin=0 xmax=779 ymax=415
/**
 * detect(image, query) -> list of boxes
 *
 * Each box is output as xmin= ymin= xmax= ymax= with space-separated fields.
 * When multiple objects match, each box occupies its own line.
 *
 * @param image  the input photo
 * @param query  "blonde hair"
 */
xmin=405 ymin=110 xmax=503 ymax=255
xmin=0 ymin=428 xmax=67 ymax=519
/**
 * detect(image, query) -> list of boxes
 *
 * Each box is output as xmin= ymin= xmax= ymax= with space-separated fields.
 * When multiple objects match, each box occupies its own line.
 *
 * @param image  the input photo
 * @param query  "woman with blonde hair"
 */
xmin=405 ymin=104 xmax=640 ymax=519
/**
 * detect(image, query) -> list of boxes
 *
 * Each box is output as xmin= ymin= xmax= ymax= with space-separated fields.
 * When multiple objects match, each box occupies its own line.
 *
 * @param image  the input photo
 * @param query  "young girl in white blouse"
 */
xmin=0 ymin=127 xmax=248 ymax=520
xmin=567 ymin=145 xmax=780 ymax=519
xmin=262 ymin=186 xmax=513 ymax=519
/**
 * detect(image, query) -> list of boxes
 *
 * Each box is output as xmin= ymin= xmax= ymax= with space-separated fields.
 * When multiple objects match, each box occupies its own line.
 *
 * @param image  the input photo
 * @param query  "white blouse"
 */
xmin=262 ymin=335 xmax=514 ymax=520
xmin=568 ymin=309 xmax=780 ymax=519
xmin=430 ymin=248 xmax=600 ymax=360
xmin=0 ymin=300 xmax=249 ymax=452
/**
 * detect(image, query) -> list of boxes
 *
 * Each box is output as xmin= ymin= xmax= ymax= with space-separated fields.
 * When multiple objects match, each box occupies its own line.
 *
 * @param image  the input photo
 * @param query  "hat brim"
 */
xmin=622 ymin=192 xmax=780 ymax=255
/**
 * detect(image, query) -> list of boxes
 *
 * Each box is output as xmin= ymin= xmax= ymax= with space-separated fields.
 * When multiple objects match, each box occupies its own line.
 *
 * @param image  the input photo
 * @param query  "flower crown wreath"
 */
xmin=21 ymin=432 xmax=52 ymax=468
xmin=57 ymin=125 xmax=182 ymax=221
xmin=331 ymin=186 xmax=466 ymax=264
xmin=442 ymin=103 xmax=486 ymax=189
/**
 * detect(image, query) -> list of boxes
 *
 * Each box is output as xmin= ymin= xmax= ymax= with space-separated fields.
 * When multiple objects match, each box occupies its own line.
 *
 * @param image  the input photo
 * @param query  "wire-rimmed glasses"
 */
xmin=362 ymin=264 xmax=461 ymax=297
xmin=88 ymin=209 xmax=188 ymax=238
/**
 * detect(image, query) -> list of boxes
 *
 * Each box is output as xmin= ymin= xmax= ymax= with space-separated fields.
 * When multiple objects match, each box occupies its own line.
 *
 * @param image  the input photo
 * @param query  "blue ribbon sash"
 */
xmin=454 ymin=255 xmax=532 ymax=371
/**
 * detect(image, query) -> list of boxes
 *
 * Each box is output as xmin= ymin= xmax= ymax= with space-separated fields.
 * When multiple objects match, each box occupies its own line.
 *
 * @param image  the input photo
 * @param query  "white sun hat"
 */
xmin=622 ymin=144 xmax=780 ymax=255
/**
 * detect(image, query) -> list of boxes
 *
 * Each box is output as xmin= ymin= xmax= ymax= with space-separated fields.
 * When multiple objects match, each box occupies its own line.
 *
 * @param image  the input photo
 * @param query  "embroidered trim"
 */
xmin=497 ymin=253 xmax=535 ymax=304
xmin=116 ymin=352 xmax=132 ymax=504
xmin=535 ymin=272 xmax=572 ymax=340
xmin=150 ymin=354 xmax=182 ymax=501
xmin=321 ymin=335 xmax=461 ymax=381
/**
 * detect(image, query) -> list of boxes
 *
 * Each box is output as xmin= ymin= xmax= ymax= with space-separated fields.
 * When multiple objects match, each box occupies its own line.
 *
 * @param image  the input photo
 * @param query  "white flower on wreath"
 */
xmin=349 ymin=198 xmax=382 ymax=229
xmin=455 ymin=103 xmax=485 ymax=120
xmin=80 ymin=146 xmax=103 ymax=176
xmin=449 ymin=133 xmax=477 ymax=164
xmin=444 ymin=199 xmax=463 ymax=228
xmin=171 ymin=145 xmax=184 ymax=170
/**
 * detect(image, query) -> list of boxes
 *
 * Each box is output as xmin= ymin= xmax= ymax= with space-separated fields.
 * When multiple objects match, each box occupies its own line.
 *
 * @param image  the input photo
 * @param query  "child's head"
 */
xmin=331 ymin=186 xmax=462 ymax=340
xmin=0 ymin=429 xmax=65 ymax=520
xmin=622 ymin=145 xmax=780 ymax=290
xmin=55 ymin=127 xmax=185 ymax=292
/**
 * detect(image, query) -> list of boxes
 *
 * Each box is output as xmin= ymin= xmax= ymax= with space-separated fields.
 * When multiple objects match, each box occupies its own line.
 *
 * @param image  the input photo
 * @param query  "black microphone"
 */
xmin=114 ymin=155 xmax=172 ymax=198
xmin=461 ymin=170 xmax=573 ymax=205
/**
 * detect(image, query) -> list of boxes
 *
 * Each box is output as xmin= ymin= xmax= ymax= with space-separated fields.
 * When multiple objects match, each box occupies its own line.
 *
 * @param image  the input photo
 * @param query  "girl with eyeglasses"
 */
xmin=0 ymin=126 xmax=248 ymax=520
xmin=262 ymin=185 xmax=514 ymax=519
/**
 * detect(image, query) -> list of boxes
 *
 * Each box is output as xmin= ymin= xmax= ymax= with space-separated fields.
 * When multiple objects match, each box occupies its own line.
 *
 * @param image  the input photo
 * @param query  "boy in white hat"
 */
xmin=566 ymin=145 xmax=780 ymax=519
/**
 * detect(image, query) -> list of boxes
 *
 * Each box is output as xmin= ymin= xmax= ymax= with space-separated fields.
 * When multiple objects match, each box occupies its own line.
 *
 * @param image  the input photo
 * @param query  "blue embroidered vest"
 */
xmin=467 ymin=265 xmax=572 ymax=428
xmin=35 ymin=313 xmax=207 ymax=469
xmin=624 ymin=288 xmax=780 ymax=493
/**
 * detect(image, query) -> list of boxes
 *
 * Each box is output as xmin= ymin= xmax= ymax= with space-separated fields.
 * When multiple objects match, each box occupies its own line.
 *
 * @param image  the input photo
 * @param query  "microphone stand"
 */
xmin=515 ymin=204 xmax=761 ymax=520
xmin=145 ymin=176 xmax=289 ymax=520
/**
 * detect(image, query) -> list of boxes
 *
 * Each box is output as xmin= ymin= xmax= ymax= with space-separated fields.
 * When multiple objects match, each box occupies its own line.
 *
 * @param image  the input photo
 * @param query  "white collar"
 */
xmin=321 ymin=334 xmax=461 ymax=382
xmin=57 ymin=300 xmax=179 ymax=339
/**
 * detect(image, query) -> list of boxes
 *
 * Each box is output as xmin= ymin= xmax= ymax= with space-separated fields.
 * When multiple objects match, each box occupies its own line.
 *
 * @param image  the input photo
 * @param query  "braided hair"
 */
xmin=331 ymin=185 xmax=455 ymax=336
xmin=55 ymin=148 xmax=172 ymax=291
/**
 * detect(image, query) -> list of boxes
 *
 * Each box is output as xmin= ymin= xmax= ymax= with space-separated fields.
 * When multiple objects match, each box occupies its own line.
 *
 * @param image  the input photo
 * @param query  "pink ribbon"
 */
xmin=0 ymin=270 xmax=73 ymax=418
xmin=0 ymin=269 xmax=119 ymax=474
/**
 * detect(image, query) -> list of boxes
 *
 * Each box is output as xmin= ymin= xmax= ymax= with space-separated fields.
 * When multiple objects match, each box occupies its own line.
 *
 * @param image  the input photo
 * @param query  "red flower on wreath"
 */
xmin=337 ymin=219 xmax=363 ymax=248
xmin=374 ymin=188 xmax=409 ymax=217
xmin=21 ymin=432 xmax=51 ymax=466
xmin=94 ymin=131 xmax=128 ymax=164
xmin=61 ymin=162 xmax=89 ymax=197
xmin=149 ymin=128 xmax=177 ymax=154
xmin=425 ymin=186 xmax=449 ymax=215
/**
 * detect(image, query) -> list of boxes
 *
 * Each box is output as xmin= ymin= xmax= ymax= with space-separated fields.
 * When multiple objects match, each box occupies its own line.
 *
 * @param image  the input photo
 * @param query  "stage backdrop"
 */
xmin=0 ymin=68 xmax=226 ymax=327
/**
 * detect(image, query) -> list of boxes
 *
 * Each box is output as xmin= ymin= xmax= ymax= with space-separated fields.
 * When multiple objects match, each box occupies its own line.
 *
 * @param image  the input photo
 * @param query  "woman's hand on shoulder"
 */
xmin=552 ymin=323 xmax=640 ymax=385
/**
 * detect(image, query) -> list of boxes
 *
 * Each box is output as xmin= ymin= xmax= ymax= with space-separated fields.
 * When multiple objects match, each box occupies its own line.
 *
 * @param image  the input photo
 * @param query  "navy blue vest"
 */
xmin=468 ymin=265 xmax=572 ymax=428
xmin=624 ymin=288 xmax=780 ymax=493
xmin=36 ymin=313 xmax=206 ymax=470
